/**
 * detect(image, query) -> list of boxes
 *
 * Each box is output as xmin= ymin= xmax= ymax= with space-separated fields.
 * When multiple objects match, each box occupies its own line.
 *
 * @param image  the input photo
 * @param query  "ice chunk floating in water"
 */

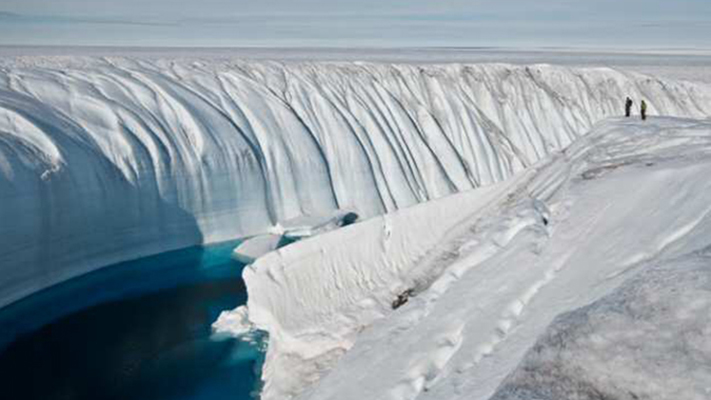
xmin=0 ymin=241 xmax=265 ymax=400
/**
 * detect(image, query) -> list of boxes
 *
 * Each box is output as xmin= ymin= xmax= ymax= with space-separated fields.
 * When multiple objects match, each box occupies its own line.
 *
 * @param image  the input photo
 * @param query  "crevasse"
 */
xmin=0 ymin=58 xmax=709 ymax=307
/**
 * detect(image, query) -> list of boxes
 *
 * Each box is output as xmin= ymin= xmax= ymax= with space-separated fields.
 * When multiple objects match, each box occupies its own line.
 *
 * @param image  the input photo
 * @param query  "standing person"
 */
xmin=625 ymin=97 xmax=634 ymax=117
xmin=641 ymin=100 xmax=648 ymax=121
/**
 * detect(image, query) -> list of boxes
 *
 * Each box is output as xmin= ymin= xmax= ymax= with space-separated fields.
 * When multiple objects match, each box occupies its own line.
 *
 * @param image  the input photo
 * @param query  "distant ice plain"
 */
xmin=2 ymin=46 xmax=711 ymax=82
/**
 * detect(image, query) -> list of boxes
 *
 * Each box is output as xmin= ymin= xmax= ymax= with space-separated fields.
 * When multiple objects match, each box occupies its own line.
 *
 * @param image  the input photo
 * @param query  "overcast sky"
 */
xmin=1 ymin=0 xmax=709 ymax=48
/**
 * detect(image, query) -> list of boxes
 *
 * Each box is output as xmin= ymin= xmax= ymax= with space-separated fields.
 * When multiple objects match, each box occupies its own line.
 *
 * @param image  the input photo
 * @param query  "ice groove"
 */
xmin=1 ymin=59 xmax=710 ymax=306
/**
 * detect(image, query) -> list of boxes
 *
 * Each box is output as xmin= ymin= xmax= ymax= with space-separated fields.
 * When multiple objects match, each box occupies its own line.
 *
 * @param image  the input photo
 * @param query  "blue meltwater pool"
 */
xmin=0 ymin=241 xmax=265 ymax=400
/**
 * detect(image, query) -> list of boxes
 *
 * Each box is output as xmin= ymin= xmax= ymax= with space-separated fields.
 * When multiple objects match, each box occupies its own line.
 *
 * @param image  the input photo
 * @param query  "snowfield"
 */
xmin=2 ymin=56 xmax=711 ymax=307
xmin=491 ymin=253 xmax=711 ymax=400
xmin=217 ymin=117 xmax=711 ymax=400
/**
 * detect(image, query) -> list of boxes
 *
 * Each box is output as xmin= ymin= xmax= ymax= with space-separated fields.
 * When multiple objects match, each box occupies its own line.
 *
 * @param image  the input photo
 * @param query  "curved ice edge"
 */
xmin=3 ymin=59 xmax=711 ymax=308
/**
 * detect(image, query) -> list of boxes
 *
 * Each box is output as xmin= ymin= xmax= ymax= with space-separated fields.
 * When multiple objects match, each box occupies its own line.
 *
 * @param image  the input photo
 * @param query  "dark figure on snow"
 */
xmin=641 ymin=100 xmax=648 ymax=121
xmin=625 ymin=97 xmax=633 ymax=117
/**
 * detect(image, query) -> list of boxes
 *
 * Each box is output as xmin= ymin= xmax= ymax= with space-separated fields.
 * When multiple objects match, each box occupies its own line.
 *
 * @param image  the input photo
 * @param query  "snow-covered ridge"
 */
xmin=1 ymin=58 xmax=710 ymax=307
xmin=225 ymin=117 xmax=711 ymax=400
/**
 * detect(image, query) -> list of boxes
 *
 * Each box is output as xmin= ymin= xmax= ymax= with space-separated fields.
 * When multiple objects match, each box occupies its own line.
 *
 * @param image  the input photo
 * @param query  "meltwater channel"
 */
xmin=0 ymin=240 xmax=265 ymax=400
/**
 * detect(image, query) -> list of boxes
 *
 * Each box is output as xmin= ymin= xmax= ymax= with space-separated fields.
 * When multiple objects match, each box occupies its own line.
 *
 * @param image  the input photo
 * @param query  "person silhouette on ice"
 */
xmin=641 ymin=100 xmax=648 ymax=121
xmin=625 ymin=97 xmax=633 ymax=117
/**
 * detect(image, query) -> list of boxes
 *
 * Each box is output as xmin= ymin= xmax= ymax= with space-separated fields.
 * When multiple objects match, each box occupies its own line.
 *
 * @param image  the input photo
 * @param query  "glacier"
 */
xmin=1 ymin=57 xmax=711 ymax=309
xmin=218 ymin=117 xmax=711 ymax=400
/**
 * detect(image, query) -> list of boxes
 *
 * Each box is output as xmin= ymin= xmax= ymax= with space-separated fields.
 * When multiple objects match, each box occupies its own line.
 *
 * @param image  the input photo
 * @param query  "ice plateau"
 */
xmin=216 ymin=117 xmax=711 ymax=400
xmin=2 ymin=57 xmax=711 ymax=307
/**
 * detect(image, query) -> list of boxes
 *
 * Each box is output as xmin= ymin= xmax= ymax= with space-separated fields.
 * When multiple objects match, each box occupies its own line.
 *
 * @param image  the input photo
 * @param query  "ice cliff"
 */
xmin=1 ymin=57 xmax=710 ymax=306
xmin=221 ymin=117 xmax=711 ymax=400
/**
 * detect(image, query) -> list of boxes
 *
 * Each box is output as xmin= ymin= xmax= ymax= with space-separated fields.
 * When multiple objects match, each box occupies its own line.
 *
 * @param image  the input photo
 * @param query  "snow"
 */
xmin=2 ymin=56 xmax=711 ymax=308
xmin=235 ymin=176 xmax=520 ymax=399
xmin=3 ymin=47 xmax=711 ymax=83
xmin=0 ymin=47 xmax=709 ymax=398
xmin=490 ymin=253 xmax=711 ymax=400
xmin=213 ymin=305 xmax=254 ymax=338
xmin=220 ymin=117 xmax=711 ymax=400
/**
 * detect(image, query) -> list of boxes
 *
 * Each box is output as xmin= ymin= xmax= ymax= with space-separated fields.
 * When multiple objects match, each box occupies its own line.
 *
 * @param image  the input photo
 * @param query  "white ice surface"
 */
xmin=213 ymin=305 xmax=254 ymax=338
xmin=3 ymin=47 xmax=711 ymax=83
xmin=490 ymin=252 xmax=711 ymax=400
xmin=1 ymin=56 xmax=711 ymax=307
xmin=224 ymin=117 xmax=711 ymax=400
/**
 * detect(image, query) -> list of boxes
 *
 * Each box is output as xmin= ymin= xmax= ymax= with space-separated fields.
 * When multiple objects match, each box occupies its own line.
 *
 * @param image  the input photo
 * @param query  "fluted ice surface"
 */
xmin=1 ymin=57 xmax=710 ymax=306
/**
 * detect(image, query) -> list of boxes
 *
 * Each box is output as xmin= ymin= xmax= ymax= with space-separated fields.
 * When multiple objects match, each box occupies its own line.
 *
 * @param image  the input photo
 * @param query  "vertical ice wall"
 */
xmin=1 ymin=57 xmax=710 ymax=306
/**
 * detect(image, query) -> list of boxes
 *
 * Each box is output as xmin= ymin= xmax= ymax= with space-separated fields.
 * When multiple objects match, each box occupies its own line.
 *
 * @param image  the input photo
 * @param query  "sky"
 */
xmin=0 ymin=0 xmax=709 ymax=48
